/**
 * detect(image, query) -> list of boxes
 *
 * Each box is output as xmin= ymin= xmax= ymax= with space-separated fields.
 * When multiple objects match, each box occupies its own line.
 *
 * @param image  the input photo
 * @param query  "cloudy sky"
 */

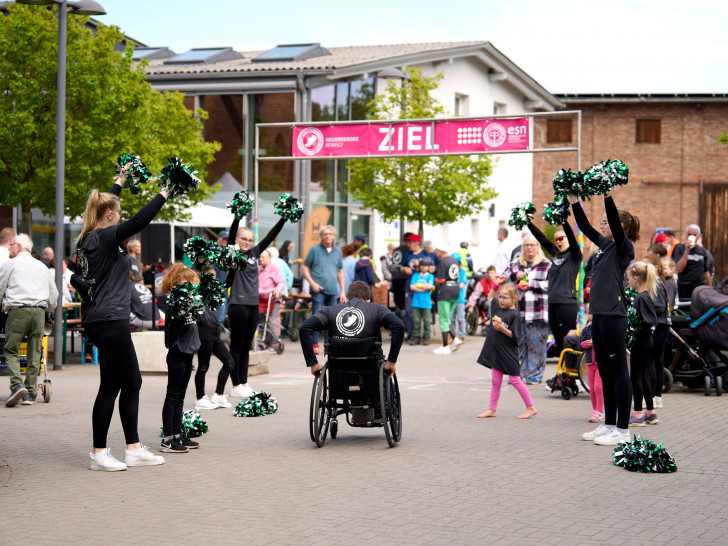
xmin=90 ymin=0 xmax=726 ymax=94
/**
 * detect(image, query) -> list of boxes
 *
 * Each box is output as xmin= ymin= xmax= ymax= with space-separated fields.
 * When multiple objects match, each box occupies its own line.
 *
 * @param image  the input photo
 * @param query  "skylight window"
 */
xmin=131 ymin=47 xmax=174 ymax=61
xmin=252 ymin=43 xmax=329 ymax=63
xmin=164 ymin=47 xmax=242 ymax=64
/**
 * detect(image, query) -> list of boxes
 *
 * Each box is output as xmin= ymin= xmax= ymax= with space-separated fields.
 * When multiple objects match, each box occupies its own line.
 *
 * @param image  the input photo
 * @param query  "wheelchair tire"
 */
xmin=276 ymin=341 xmax=284 ymax=354
xmin=288 ymin=328 xmax=299 ymax=342
xmin=662 ymin=368 xmax=673 ymax=393
xmin=577 ymin=352 xmax=590 ymax=394
xmin=330 ymin=419 xmax=338 ymax=439
xmin=561 ymin=387 xmax=572 ymax=400
xmin=379 ymin=364 xmax=401 ymax=447
xmin=309 ymin=365 xmax=330 ymax=446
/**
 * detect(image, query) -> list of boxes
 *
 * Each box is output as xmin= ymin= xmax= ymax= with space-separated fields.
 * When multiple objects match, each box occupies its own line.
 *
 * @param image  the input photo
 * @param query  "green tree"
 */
xmin=0 ymin=4 xmax=220 ymax=234
xmin=347 ymin=67 xmax=496 ymax=237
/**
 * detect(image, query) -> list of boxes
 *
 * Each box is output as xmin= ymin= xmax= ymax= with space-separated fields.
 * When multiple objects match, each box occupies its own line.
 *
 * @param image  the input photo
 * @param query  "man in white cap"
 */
xmin=432 ymin=241 xmax=461 ymax=355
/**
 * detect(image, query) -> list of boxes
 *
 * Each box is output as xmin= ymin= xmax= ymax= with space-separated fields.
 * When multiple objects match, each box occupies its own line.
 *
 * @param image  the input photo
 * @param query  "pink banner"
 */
xmin=292 ymin=117 xmax=529 ymax=157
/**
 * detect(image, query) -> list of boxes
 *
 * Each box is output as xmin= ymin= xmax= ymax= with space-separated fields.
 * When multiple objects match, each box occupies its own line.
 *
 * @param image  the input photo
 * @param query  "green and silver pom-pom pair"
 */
xmin=116 ymin=155 xmax=200 ymax=199
xmin=233 ymin=392 xmax=278 ymax=417
xmin=613 ymin=434 xmax=677 ymax=473
xmin=183 ymin=236 xmax=249 ymax=272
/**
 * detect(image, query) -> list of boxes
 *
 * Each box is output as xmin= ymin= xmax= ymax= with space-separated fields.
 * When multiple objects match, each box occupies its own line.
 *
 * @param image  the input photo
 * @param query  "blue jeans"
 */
xmin=311 ymin=291 xmax=338 ymax=345
xmin=451 ymin=302 xmax=466 ymax=339
xmin=217 ymin=297 xmax=229 ymax=325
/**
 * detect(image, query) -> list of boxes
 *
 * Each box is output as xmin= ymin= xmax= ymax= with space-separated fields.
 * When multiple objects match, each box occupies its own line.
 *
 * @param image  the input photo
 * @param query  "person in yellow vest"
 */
xmin=453 ymin=242 xmax=474 ymax=279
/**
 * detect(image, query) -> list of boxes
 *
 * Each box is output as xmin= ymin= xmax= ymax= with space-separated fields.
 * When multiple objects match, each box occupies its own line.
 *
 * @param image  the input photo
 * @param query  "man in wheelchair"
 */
xmin=299 ymin=281 xmax=404 ymax=426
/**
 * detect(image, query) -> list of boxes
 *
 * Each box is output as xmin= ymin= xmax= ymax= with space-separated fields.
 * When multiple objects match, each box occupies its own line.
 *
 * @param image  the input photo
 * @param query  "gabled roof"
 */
xmin=144 ymin=40 xmax=561 ymax=111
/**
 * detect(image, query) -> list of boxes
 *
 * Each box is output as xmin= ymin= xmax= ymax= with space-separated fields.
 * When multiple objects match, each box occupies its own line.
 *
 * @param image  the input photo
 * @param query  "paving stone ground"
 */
xmin=1 ymin=334 xmax=727 ymax=545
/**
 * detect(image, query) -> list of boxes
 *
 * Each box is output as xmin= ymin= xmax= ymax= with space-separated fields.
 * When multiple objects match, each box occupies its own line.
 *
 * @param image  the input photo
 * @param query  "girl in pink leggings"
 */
xmin=580 ymin=319 xmax=604 ymax=422
xmin=476 ymin=283 xmax=538 ymax=419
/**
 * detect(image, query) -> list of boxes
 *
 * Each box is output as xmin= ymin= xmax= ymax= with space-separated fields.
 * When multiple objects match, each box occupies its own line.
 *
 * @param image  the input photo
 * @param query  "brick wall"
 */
xmin=533 ymin=101 xmax=728 ymax=259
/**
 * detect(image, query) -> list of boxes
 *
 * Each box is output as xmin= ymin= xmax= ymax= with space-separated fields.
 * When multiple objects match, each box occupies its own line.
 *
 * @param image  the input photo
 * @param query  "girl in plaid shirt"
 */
xmin=492 ymin=235 xmax=551 ymax=384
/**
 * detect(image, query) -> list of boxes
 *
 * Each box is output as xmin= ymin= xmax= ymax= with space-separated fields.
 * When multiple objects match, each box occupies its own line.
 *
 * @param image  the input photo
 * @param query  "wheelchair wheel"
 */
xmin=276 ymin=341 xmax=284 ymax=354
xmin=662 ymin=368 xmax=673 ymax=393
xmin=577 ymin=352 xmax=590 ymax=394
xmin=309 ymin=365 xmax=330 ymax=447
xmin=379 ymin=364 xmax=401 ymax=447
xmin=330 ymin=419 xmax=338 ymax=439
xmin=561 ymin=386 xmax=572 ymax=400
xmin=288 ymin=328 xmax=299 ymax=342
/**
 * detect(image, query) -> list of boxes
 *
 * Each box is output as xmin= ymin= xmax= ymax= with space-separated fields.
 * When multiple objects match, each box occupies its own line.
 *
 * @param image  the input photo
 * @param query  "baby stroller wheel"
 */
xmin=561 ymin=386 xmax=572 ymax=400
xmin=704 ymin=375 xmax=711 ymax=396
xmin=276 ymin=341 xmax=285 ymax=354
xmin=43 ymin=379 xmax=51 ymax=403
xmin=289 ymin=328 xmax=299 ymax=342
xmin=716 ymin=375 xmax=723 ymax=397
xmin=662 ymin=368 xmax=673 ymax=393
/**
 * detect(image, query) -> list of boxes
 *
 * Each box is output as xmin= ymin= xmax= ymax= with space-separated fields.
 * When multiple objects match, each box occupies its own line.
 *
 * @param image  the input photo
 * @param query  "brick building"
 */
xmin=532 ymin=94 xmax=728 ymax=279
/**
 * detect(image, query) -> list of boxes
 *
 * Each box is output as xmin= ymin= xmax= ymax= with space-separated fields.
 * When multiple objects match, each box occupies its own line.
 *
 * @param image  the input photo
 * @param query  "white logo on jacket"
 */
xmin=335 ymin=307 xmax=365 ymax=337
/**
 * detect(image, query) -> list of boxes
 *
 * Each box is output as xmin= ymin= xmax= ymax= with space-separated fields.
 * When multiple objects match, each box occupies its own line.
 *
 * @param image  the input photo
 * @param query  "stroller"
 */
xmin=665 ymin=286 xmax=728 ymax=396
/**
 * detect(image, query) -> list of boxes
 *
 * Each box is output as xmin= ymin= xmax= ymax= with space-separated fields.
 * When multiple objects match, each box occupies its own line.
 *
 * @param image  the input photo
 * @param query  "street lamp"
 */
xmin=16 ymin=0 xmax=106 ymax=370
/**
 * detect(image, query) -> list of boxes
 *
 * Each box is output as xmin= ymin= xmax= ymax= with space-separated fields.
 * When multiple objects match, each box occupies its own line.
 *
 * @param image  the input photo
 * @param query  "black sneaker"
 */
xmin=178 ymin=435 xmax=199 ymax=449
xmin=21 ymin=393 xmax=36 ymax=405
xmin=160 ymin=438 xmax=189 ymax=453
xmin=407 ymin=337 xmax=420 ymax=346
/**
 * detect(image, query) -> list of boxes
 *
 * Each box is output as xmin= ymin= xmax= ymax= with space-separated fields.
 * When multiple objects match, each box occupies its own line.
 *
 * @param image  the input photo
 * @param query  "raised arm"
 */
xmin=527 ymin=221 xmax=556 ymax=256
xmin=562 ymin=221 xmax=583 ymax=261
xmin=257 ymin=218 xmax=286 ymax=253
xmin=115 ymin=194 xmax=167 ymax=243
xmin=604 ymin=196 xmax=625 ymax=247
xmin=570 ymin=199 xmax=601 ymax=245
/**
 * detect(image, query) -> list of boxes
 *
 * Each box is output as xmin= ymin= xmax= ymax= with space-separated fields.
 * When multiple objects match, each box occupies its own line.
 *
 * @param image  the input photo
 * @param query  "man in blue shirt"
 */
xmin=400 ymin=234 xmax=428 ymax=340
xmin=302 ymin=225 xmax=346 ymax=353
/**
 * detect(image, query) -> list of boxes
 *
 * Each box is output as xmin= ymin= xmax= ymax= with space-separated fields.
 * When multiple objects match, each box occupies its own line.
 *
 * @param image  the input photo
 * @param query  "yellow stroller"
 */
xmin=548 ymin=348 xmax=589 ymax=400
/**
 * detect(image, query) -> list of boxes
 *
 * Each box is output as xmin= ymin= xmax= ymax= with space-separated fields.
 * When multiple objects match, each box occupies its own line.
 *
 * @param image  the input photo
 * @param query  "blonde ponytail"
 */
xmin=76 ymin=189 xmax=120 ymax=245
xmin=628 ymin=261 xmax=657 ymax=299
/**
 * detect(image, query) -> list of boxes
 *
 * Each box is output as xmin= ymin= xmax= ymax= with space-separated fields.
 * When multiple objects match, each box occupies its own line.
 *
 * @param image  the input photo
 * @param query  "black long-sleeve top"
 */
xmin=225 ymin=216 xmax=286 ymax=306
xmin=528 ymin=221 xmax=583 ymax=304
xmin=80 ymin=183 xmax=167 ymax=323
xmin=571 ymin=197 xmax=633 ymax=317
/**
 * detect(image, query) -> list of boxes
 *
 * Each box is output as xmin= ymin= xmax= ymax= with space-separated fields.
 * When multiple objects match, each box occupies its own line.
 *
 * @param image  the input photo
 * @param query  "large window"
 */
xmin=636 ymin=119 xmax=661 ymax=143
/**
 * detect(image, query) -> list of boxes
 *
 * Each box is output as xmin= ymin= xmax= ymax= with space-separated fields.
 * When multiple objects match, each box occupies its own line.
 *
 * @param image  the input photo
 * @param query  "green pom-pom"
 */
xmin=198 ymin=272 xmax=226 ymax=308
xmin=583 ymin=159 xmax=629 ymax=197
xmin=613 ymin=434 xmax=677 ymax=473
xmin=625 ymin=304 xmax=644 ymax=349
xmin=508 ymin=202 xmax=536 ymax=230
xmin=116 ymin=154 xmax=152 ymax=194
xmin=159 ymin=157 xmax=201 ymax=198
xmin=167 ymin=281 xmax=205 ymax=322
xmin=183 ymin=236 xmax=213 ymax=265
xmin=234 ymin=249 xmax=251 ymax=271
xmin=273 ymin=194 xmax=305 ymax=223
xmin=208 ymin=245 xmax=236 ymax=271
xmin=552 ymin=168 xmax=586 ymax=199
xmin=233 ymin=391 xmax=278 ymax=417
xmin=542 ymin=194 xmax=571 ymax=226
xmin=227 ymin=190 xmax=255 ymax=219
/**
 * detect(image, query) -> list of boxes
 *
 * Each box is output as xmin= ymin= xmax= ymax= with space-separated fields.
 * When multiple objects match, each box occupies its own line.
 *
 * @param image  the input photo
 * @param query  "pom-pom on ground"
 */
xmin=233 ymin=392 xmax=278 ymax=417
xmin=613 ymin=434 xmax=677 ymax=473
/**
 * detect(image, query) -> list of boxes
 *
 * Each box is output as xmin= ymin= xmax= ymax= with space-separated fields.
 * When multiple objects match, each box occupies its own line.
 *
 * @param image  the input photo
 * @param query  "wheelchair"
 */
xmin=309 ymin=337 xmax=402 ymax=448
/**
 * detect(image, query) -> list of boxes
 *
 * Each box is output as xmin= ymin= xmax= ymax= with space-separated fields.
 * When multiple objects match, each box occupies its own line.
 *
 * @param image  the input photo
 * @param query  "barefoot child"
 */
xmin=476 ymin=283 xmax=537 ymax=419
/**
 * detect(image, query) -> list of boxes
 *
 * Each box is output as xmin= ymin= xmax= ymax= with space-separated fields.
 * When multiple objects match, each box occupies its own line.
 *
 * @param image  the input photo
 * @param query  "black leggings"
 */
xmin=228 ymin=304 xmax=258 ymax=385
xmin=163 ymin=346 xmax=193 ymax=436
xmin=647 ymin=324 xmax=669 ymax=398
xmin=392 ymin=278 xmax=407 ymax=310
xmin=85 ymin=320 xmax=142 ymax=448
xmin=592 ymin=315 xmax=632 ymax=429
xmin=549 ymin=303 xmax=578 ymax=356
xmin=630 ymin=333 xmax=654 ymax=412
xmin=195 ymin=325 xmax=235 ymax=398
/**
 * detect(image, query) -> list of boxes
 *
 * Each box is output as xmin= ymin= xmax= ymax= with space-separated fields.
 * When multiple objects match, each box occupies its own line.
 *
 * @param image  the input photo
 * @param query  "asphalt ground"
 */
xmin=1 ymin=334 xmax=727 ymax=545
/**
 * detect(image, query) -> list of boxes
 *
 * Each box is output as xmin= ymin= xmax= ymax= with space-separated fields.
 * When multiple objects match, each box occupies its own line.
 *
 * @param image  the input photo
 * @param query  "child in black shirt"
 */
xmin=476 ymin=283 xmax=537 ymax=419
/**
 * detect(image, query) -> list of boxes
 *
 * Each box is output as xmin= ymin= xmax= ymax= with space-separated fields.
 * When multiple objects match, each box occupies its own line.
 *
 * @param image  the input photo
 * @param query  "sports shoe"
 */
xmin=160 ymin=438 xmax=188 ymax=453
xmin=178 ymin=435 xmax=200 ymax=449
xmin=589 ymin=410 xmax=604 ymax=423
xmin=581 ymin=424 xmax=612 ymax=441
xmin=451 ymin=337 xmax=463 ymax=352
xmin=645 ymin=411 xmax=660 ymax=425
xmin=628 ymin=413 xmax=646 ymax=427
xmin=229 ymin=385 xmax=247 ymax=397
xmin=21 ymin=393 xmax=36 ymax=405
xmin=210 ymin=393 xmax=231 ymax=408
xmin=194 ymin=395 xmax=220 ymax=410
xmin=594 ymin=429 xmax=630 ymax=446
xmin=653 ymin=397 xmax=664 ymax=409
xmin=89 ymin=448 xmax=128 ymax=471
xmin=433 ymin=345 xmax=452 ymax=355
xmin=5 ymin=385 xmax=28 ymax=407
xmin=313 ymin=344 xmax=319 ymax=355
xmin=422 ymin=337 xmax=430 ymax=346
xmin=239 ymin=384 xmax=255 ymax=398
xmin=407 ymin=337 xmax=420 ymax=346
xmin=125 ymin=445 xmax=165 ymax=467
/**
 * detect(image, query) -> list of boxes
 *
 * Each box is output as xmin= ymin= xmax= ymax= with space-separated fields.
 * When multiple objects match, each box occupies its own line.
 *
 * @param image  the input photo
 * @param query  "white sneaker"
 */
xmin=194 ymin=395 xmax=220 ymax=410
xmin=89 ymin=448 xmax=127 ymax=472
xmin=125 ymin=445 xmax=165 ymax=467
xmin=581 ymin=424 xmax=612 ymax=441
xmin=239 ymin=385 xmax=255 ymax=398
xmin=451 ymin=338 xmax=463 ymax=352
xmin=594 ymin=429 xmax=630 ymax=446
xmin=653 ymin=397 xmax=664 ymax=408
xmin=230 ymin=384 xmax=255 ymax=398
xmin=210 ymin=393 xmax=232 ymax=408
xmin=433 ymin=345 xmax=452 ymax=355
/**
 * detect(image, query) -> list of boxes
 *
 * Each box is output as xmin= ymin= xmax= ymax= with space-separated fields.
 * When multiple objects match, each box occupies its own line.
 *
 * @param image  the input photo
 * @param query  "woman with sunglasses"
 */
xmin=527 ymin=220 xmax=582 ymax=358
xmin=224 ymin=214 xmax=286 ymax=399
